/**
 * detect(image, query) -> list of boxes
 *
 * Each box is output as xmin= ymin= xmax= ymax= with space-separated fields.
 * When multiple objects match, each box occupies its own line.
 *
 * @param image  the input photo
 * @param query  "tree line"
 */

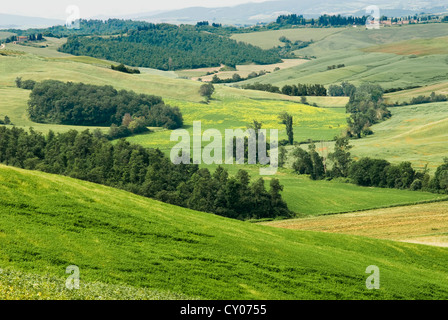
xmin=21 ymin=79 xmax=183 ymax=130
xmin=395 ymin=92 xmax=448 ymax=106
xmin=4 ymin=19 xmax=153 ymax=38
xmin=58 ymin=24 xmax=281 ymax=70
xmin=289 ymin=136 xmax=448 ymax=194
xmin=241 ymin=82 xmax=327 ymax=96
xmin=0 ymin=127 xmax=292 ymax=220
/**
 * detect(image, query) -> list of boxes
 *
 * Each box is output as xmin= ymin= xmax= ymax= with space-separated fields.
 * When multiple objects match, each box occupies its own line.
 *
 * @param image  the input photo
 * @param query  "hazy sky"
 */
xmin=1 ymin=0 xmax=272 ymax=19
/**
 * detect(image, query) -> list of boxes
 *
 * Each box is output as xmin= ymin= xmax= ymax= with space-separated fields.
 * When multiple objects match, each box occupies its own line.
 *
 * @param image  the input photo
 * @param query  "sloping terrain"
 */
xmin=0 ymin=164 xmax=448 ymax=299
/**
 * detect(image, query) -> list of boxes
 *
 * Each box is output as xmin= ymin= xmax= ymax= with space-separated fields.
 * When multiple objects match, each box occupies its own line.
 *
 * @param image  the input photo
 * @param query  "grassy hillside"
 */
xmin=349 ymin=102 xmax=448 ymax=169
xmin=385 ymin=81 xmax=448 ymax=104
xmin=231 ymin=28 xmax=343 ymax=50
xmin=363 ymin=36 xmax=448 ymax=56
xmin=236 ymin=25 xmax=448 ymax=89
xmin=292 ymin=101 xmax=448 ymax=170
xmin=1 ymin=164 xmax=448 ymax=299
xmin=263 ymin=201 xmax=448 ymax=247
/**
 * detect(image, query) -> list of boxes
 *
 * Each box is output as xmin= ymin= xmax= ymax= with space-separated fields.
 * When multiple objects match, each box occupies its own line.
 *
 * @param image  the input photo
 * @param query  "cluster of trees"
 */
xmin=0 ymin=116 xmax=12 ymax=125
xmin=273 ymin=37 xmax=313 ymax=58
xmin=349 ymin=157 xmax=448 ymax=194
xmin=107 ymin=114 xmax=150 ymax=140
xmin=15 ymin=77 xmax=36 ymax=90
xmin=291 ymin=136 xmax=448 ymax=194
xmin=328 ymin=81 xmax=356 ymax=97
xmin=274 ymin=14 xmax=367 ymax=27
xmin=327 ymin=64 xmax=345 ymax=70
xmin=345 ymin=83 xmax=391 ymax=138
xmin=291 ymin=143 xmax=327 ymax=180
xmin=241 ymin=82 xmax=327 ymax=96
xmin=0 ymin=127 xmax=292 ymax=220
xmin=111 ymin=63 xmax=141 ymax=74
xmin=24 ymin=80 xmax=183 ymax=129
xmin=59 ymin=24 xmax=281 ymax=70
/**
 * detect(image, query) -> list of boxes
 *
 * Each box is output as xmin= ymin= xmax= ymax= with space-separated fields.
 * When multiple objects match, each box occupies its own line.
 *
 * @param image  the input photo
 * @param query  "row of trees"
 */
xmin=5 ymin=19 xmax=153 ymax=38
xmin=59 ymin=24 xmax=281 ymax=70
xmin=209 ymin=70 xmax=267 ymax=84
xmin=397 ymin=92 xmax=448 ymax=106
xmin=274 ymin=14 xmax=368 ymax=27
xmin=23 ymin=80 xmax=183 ymax=129
xmin=290 ymin=136 xmax=448 ymax=193
xmin=241 ymin=82 xmax=327 ymax=96
xmin=4 ymin=34 xmax=43 ymax=43
xmin=111 ymin=63 xmax=141 ymax=74
xmin=0 ymin=127 xmax=292 ymax=220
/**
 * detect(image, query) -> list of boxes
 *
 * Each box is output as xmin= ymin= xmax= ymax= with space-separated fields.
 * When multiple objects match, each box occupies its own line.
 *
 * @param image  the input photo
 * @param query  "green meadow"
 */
xmin=1 ymin=165 xmax=448 ymax=300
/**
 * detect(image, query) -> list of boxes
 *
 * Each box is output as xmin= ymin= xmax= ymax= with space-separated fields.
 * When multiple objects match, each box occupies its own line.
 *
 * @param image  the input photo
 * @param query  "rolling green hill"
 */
xmin=236 ymin=24 xmax=448 ymax=89
xmin=1 ymin=39 xmax=445 ymax=217
xmin=1 ymin=164 xmax=448 ymax=299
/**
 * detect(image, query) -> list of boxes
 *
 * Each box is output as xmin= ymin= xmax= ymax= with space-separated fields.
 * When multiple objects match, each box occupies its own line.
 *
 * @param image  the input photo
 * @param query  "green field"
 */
xmin=1 ymin=164 xmax=448 ymax=299
xmin=364 ymin=36 xmax=448 ymax=56
xmin=127 ymin=97 xmax=347 ymax=150
xmin=206 ymin=165 xmax=446 ymax=216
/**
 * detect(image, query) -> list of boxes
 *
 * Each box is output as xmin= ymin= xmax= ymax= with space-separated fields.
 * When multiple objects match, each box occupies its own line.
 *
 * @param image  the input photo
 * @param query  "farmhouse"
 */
xmin=16 ymin=36 xmax=28 ymax=43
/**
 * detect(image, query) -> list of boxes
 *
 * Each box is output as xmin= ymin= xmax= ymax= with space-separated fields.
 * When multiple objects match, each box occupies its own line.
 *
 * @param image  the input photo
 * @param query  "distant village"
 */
xmin=379 ymin=14 xmax=448 ymax=26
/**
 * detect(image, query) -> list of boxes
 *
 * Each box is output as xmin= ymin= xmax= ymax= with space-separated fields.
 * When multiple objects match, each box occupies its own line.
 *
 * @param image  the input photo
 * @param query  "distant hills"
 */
xmin=1 ymin=0 xmax=447 ymax=29
xmin=135 ymin=0 xmax=448 ymax=25
xmin=0 ymin=13 xmax=63 ymax=29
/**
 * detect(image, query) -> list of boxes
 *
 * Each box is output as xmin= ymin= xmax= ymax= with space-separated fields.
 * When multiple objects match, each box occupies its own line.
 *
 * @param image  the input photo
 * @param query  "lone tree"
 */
xmin=279 ymin=112 xmax=294 ymax=145
xmin=199 ymin=83 xmax=215 ymax=101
